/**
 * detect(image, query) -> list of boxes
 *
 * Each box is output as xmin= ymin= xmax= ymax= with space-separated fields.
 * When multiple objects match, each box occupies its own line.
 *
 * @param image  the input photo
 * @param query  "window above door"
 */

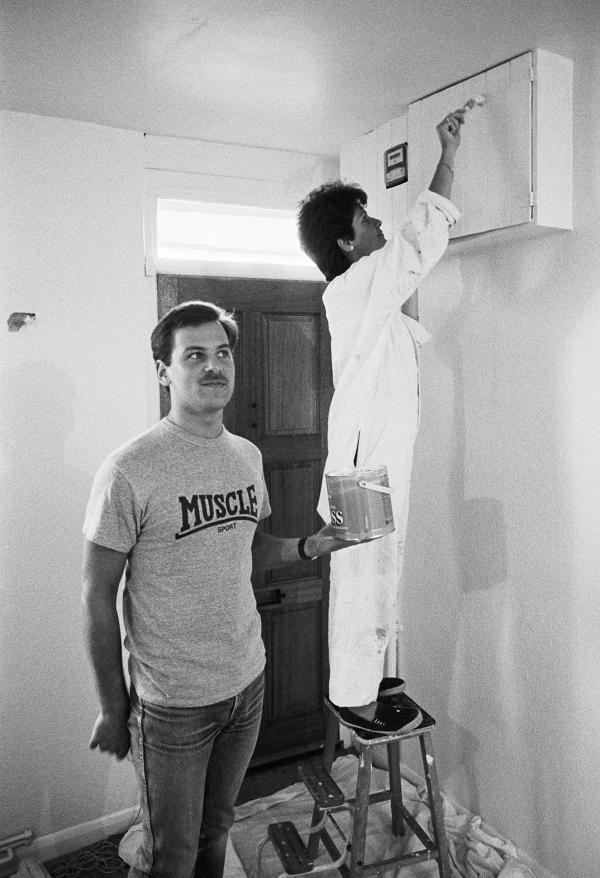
xmin=151 ymin=199 xmax=321 ymax=280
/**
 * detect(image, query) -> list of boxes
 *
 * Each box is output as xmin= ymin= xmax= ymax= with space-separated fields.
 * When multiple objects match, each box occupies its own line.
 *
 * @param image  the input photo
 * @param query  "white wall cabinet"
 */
xmin=340 ymin=49 xmax=572 ymax=242
xmin=408 ymin=49 xmax=573 ymax=238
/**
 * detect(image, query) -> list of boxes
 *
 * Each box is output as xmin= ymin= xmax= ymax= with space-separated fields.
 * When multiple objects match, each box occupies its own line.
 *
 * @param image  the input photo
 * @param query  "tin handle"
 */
xmin=358 ymin=480 xmax=392 ymax=495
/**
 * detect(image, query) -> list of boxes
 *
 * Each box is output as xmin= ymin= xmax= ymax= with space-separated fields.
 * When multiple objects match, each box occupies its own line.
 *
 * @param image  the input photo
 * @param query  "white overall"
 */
xmin=318 ymin=190 xmax=460 ymax=707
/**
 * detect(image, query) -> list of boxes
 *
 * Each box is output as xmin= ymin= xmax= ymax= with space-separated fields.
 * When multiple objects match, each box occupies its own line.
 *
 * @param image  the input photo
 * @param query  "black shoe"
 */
xmin=377 ymin=677 xmax=406 ymax=700
xmin=334 ymin=701 xmax=422 ymax=736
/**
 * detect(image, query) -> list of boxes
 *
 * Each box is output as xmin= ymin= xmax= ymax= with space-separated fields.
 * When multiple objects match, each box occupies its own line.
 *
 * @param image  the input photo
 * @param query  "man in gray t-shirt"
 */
xmin=82 ymin=300 xmax=353 ymax=878
xmin=84 ymin=416 xmax=271 ymax=708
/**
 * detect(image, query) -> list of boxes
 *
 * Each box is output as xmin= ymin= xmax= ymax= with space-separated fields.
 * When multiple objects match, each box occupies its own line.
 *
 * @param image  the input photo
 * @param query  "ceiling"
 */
xmin=0 ymin=0 xmax=592 ymax=157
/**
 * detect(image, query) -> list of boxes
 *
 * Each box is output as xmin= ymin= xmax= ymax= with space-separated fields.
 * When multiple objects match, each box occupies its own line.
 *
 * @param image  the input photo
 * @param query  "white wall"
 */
xmin=397 ymin=21 xmax=600 ymax=878
xmin=0 ymin=111 xmax=337 ymax=855
xmin=341 ymin=10 xmax=599 ymax=878
xmin=0 ymin=113 xmax=147 ymax=849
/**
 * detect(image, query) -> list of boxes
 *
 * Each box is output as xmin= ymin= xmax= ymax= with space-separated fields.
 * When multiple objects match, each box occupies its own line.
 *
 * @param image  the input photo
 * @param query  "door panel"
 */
xmin=263 ymin=313 xmax=319 ymax=434
xmin=271 ymin=605 xmax=322 ymax=716
xmin=258 ymin=592 xmax=325 ymax=758
xmin=157 ymin=274 xmax=332 ymax=762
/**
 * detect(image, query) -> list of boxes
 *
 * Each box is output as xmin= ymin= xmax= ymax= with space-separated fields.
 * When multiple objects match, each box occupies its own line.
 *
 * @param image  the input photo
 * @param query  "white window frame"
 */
xmin=144 ymin=181 xmax=322 ymax=282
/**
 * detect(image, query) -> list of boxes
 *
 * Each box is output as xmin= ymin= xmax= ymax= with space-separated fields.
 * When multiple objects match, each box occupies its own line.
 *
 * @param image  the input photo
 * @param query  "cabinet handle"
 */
xmin=257 ymin=588 xmax=286 ymax=609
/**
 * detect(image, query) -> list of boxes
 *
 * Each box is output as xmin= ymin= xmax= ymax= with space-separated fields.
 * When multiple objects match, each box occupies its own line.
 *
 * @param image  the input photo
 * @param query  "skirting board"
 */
xmin=26 ymin=807 xmax=139 ymax=864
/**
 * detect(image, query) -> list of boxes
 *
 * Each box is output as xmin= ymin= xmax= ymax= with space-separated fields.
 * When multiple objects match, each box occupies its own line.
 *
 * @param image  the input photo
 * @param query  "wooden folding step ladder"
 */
xmin=260 ymin=693 xmax=451 ymax=878
xmin=258 ymin=760 xmax=351 ymax=877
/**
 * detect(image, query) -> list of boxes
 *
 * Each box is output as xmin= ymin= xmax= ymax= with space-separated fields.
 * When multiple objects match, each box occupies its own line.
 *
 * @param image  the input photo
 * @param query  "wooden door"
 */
xmin=157 ymin=274 xmax=333 ymax=763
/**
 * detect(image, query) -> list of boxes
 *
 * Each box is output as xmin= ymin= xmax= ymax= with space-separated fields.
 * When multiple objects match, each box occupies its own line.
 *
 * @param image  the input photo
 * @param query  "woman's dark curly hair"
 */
xmin=297 ymin=181 xmax=367 ymax=282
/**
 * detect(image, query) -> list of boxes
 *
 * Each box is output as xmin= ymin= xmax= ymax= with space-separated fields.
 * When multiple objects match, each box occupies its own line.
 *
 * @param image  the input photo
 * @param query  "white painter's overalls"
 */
xmin=318 ymin=190 xmax=460 ymax=707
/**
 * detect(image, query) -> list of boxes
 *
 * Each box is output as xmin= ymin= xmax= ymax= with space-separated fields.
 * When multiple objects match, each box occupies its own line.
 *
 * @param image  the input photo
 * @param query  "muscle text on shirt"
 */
xmin=176 ymin=484 xmax=259 ymax=539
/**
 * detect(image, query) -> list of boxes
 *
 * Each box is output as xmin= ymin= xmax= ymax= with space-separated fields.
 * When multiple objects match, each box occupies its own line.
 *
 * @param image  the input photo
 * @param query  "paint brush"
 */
xmin=462 ymin=94 xmax=486 ymax=112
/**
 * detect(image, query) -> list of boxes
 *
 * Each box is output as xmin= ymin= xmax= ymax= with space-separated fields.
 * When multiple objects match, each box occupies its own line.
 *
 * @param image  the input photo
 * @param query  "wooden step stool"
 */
xmin=265 ymin=693 xmax=451 ymax=878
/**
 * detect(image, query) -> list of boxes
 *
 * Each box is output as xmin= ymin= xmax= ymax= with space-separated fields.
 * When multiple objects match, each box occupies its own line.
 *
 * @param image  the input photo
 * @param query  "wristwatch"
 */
xmin=297 ymin=536 xmax=317 ymax=561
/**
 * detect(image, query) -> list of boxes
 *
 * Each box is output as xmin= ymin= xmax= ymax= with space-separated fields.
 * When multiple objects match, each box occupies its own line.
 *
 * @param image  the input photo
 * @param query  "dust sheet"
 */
xmin=229 ymin=755 xmax=540 ymax=878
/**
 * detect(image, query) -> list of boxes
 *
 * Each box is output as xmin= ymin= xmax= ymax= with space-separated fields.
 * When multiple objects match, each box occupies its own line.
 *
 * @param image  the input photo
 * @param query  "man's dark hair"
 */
xmin=151 ymin=300 xmax=238 ymax=365
xmin=297 ymin=181 xmax=367 ymax=282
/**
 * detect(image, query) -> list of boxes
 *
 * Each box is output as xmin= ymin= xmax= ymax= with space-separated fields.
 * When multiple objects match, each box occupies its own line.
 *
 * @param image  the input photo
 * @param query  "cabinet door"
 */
xmin=157 ymin=275 xmax=332 ymax=763
xmin=408 ymin=52 xmax=533 ymax=236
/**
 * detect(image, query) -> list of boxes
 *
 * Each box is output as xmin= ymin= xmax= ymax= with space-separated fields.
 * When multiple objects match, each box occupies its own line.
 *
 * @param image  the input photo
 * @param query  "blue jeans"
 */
xmin=127 ymin=672 xmax=264 ymax=878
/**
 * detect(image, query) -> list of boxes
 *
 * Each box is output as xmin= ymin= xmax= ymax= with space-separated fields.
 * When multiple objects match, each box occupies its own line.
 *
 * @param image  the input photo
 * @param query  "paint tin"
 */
xmin=325 ymin=466 xmax=395 ymax=541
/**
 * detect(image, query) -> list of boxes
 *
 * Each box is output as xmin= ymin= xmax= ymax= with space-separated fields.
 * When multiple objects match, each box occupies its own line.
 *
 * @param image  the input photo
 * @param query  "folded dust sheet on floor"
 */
xmin=228 ymin=754 xmax=539 ymax=878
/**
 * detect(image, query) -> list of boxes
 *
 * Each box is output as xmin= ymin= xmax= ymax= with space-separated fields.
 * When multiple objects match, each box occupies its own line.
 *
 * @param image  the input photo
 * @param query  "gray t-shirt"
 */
xmin=83 ymin=418 xmax=270 ymax=706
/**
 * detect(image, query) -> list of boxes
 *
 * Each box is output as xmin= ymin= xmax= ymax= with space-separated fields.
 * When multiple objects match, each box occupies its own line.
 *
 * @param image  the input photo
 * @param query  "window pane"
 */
xmin=157 ymin=200 xmax=312 ymax=266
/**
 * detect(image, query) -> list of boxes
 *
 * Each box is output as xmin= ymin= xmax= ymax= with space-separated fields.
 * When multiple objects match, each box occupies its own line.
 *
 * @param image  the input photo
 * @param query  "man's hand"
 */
xmin=305 ymin=524 xmax=376 ymax=558
xmin=252 ymin=526 xmax=377 ymax=570
xmin=436 ymin=109 xmax=466 ymax=155
xmin=89 ymin=709 xmax=130 ymax=760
